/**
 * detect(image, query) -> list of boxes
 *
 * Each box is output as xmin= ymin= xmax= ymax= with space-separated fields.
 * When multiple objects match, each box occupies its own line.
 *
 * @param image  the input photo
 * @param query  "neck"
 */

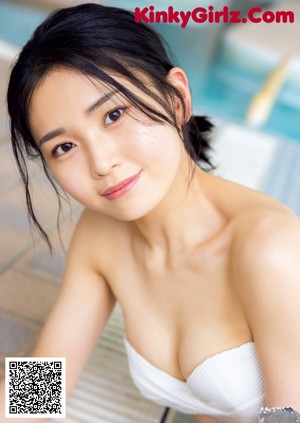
xmin=131 ymin=158 xmax=225 ymax=262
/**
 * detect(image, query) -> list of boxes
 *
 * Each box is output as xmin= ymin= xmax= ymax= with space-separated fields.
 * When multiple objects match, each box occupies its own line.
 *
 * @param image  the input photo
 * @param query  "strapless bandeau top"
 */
xmin=124 ymin=338 xmax=265 ymax=422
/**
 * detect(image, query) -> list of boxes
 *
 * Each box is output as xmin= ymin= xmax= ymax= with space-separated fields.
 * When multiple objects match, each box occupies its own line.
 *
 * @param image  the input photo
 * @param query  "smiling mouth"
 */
xmin=102 ymin=171 xmax=142 ymax=199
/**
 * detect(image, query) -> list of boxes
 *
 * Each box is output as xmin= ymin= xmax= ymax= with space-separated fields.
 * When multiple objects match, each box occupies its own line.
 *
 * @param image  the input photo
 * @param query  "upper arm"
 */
xmin=233 ymin=211 xmax=300 ymax=409
xmin=32 ymin=209 xmax=116 ymax=397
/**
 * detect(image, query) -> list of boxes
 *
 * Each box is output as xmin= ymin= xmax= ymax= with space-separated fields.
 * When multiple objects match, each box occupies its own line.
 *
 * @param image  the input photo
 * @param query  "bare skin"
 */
xmin=1 ymin=67 xmax=300 ymax=423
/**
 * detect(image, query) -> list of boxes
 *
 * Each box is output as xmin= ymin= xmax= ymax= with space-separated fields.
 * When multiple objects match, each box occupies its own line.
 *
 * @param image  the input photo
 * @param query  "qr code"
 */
xmin=5 ymin=357 xmax=66 ymax=418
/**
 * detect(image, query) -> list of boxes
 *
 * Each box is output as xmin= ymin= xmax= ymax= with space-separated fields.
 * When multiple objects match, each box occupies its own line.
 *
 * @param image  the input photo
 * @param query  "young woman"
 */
xmin=1 ymin=3 xmax=300 ymax=422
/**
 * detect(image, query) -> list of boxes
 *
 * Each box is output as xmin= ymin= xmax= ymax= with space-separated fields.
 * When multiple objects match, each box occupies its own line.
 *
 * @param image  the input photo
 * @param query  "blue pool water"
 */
xmin=0 ymin=1 xmax=46 ymax=47
xmin=196 ymin=61 xmax=300 ymax=141
xmin=0 ymin=1 xmax=299 ymax=142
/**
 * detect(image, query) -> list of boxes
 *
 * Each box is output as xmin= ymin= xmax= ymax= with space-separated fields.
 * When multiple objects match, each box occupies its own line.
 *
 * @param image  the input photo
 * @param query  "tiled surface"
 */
xmin=0 ymin=315 xmax=34 ymax=355
xmin=0 ymin=47 xmax=300 ymax=422
xmin=0 ymin=268 xmax=58 ymax=322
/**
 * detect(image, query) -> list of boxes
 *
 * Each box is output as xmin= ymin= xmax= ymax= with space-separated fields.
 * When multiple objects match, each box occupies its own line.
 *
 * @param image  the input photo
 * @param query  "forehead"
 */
xmin=30 ymin=65 xmax=152 ymax=106
xmin=28 ymin=67 xmax=127 ymax=138
xmin=29 ymin=66 xmax=157 ymax=117
xmin=30 ymin=68 xmax=113 ymax=111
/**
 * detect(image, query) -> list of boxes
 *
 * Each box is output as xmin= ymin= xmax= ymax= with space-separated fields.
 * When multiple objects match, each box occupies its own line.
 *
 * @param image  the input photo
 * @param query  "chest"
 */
xmin=104 ymin=243 xmax=250 ymax=380
xmin=125 ymin=336 xmax=264 ymax=419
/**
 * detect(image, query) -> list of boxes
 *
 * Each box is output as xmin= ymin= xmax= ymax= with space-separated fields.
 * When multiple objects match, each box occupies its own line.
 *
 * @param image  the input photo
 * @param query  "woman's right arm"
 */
xmin=0 ymin=209 xmax=116 ymax=422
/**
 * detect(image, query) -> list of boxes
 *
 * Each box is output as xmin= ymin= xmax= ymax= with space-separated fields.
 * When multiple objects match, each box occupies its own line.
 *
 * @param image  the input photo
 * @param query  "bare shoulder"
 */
xmin=229 ymin=197 xmax=300 ymax=295
xmin=72 ymin=207 xmax=123 ymax=239
xmin=216 ymin=172 xmax=300 ymax=323
xmin=228 ymin=202 xmax=300 ymax=406
xmin=68 ymin=207 xmax=128 ymax=270
xmin=230 ymin=201 xmax=300 ymax=283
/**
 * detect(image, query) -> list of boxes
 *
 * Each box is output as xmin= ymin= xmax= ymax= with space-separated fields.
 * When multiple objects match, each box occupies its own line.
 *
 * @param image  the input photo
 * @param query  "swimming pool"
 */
xmin=0 ymin=0 xmax=299 ymax=142
xmin=0 ymin=1 xmax=47 ymax=48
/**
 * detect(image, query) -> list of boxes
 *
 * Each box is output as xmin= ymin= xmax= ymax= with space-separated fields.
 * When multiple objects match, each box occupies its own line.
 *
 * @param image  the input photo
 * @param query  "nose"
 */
xmin=87 ymin=137 xmax=121 ymax=178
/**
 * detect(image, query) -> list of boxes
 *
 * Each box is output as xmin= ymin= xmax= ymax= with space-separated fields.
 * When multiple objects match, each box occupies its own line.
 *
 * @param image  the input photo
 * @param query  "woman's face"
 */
xmin=29 ymin=68 xmax=190 ymax=221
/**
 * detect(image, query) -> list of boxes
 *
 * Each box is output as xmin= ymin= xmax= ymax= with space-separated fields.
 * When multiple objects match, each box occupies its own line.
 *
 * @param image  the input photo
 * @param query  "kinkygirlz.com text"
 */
xmin=134 ymin=6 xmax=295 ymax=28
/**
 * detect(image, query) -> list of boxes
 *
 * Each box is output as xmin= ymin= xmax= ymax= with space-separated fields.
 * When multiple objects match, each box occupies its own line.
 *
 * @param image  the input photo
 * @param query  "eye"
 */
xmin=52 ymin=142 xmax=75 ymax=157
xmin=104 ymin=108 xmax=125 ymax=125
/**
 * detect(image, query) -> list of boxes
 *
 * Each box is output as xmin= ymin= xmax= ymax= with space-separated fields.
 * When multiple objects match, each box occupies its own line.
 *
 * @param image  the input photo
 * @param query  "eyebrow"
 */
xmin=38 ymin=91 xmax=116 ymax=146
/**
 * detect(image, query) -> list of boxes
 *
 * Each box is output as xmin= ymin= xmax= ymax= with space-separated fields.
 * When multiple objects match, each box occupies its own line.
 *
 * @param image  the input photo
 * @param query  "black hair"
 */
xmin=7 ymin=2 xmax=214 ymax=249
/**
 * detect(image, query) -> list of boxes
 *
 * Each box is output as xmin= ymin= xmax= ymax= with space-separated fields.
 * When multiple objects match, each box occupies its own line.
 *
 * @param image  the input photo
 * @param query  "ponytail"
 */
xmin=183 ymin=115 xmax=214 ymax=169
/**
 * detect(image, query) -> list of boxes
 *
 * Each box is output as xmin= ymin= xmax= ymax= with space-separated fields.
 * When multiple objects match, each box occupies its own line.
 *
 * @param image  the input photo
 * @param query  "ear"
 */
xmin=166 ymin=67 xmax=192 ymax=125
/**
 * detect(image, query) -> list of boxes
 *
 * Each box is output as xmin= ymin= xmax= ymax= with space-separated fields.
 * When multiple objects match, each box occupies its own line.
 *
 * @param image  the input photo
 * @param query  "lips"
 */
xmin=102 ymin=171 xmax=141 ymax=199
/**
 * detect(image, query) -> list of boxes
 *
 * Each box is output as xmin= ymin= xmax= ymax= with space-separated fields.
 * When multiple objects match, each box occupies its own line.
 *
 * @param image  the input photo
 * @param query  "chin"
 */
xmin=110 ymin=206 xmax=155 ymax=222
xmin=107 ymin=197 xmax=164 ymax=222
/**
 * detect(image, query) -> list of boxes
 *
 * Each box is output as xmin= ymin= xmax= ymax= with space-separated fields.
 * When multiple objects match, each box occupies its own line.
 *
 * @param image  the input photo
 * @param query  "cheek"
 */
xmin=50 ymin=165 xmax=89 ymax=201
xmin=121 ymin=123 xmax=182 ymax=167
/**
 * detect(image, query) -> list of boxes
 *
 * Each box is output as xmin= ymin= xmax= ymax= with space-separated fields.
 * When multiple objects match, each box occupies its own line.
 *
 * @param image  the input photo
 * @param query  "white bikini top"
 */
xmin=124 ymin=338 xmax=265 ymax=422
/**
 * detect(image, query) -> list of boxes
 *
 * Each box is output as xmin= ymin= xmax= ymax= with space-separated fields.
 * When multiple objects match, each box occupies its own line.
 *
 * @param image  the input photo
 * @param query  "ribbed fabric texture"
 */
xmin=124 ymin=339 xmax=265 ymax=421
